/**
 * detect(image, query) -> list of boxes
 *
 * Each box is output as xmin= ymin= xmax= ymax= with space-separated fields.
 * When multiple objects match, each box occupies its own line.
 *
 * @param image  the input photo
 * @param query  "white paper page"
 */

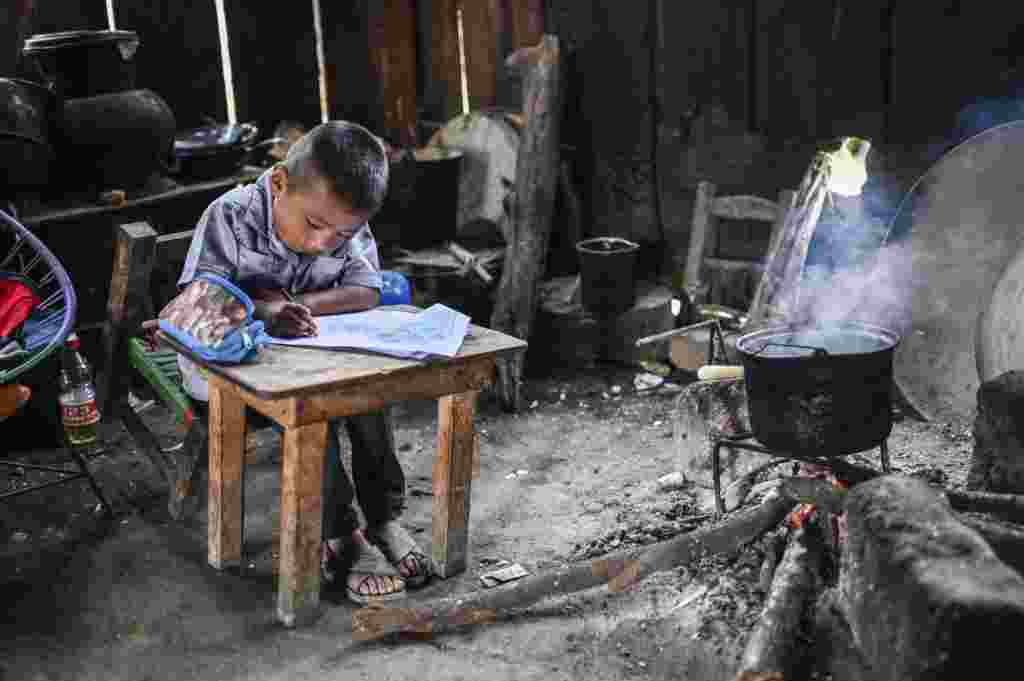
xmin=266 ymin=304 xmax=470 ymax=360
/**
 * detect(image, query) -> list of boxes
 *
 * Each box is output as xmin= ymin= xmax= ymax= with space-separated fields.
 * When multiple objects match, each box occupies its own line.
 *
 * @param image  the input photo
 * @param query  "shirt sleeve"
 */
xmin=337 ymin=224 xmax=383 ymax=291
xmin=177 ymin=199 xmax=241 ymax=288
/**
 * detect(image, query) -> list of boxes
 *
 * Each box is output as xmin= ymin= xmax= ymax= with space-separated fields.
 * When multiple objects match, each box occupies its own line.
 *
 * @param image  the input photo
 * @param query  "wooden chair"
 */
xmin=663 ymin=182 xmax=795 ymax=372
xmin=682 ymin=180 xmax=796 ymax=326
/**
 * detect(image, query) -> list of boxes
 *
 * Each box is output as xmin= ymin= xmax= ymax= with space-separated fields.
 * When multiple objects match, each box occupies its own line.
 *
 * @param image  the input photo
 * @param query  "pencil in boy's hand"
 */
xmin=280 ymin=288 xmax=319 ymax=336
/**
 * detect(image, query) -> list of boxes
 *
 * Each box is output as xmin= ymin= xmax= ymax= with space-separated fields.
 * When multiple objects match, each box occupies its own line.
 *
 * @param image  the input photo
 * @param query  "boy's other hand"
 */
xmin=263 ymin=301 xmax=319 ymax=338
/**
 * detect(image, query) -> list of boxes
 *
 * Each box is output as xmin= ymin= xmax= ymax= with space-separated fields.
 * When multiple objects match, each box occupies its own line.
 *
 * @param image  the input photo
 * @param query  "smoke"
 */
xmin=792 ymin=238 xmax=923 ymax=337
xmin=775 ymin=185 xmax=925 ymax=338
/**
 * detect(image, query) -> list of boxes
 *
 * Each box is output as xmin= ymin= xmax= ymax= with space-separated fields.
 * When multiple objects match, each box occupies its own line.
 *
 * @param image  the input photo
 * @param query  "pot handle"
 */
xmin=752 ymin=342 xmax=829 ymax=357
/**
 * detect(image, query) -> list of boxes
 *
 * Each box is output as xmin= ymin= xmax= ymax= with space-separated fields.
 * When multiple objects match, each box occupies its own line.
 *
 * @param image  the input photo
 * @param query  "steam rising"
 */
xmin=777 ymin=184 xmax=923 ymax=338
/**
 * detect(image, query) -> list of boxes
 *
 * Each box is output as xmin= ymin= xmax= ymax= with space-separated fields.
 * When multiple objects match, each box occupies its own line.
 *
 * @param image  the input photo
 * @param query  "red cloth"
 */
xmin=0 ymin=279 xmax=40 ymax=338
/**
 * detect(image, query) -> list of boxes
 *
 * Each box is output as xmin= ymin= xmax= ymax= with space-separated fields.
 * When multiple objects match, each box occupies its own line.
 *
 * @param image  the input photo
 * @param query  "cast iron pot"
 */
xmin=735 ymin=321 xmax=900 ymax=457
xmin=170 ymin=122 xmax=276 ymax=181
xmin=22 ymin=29 xmax=139 ymax=99
xmin=57 ymin=89 xmax=176 ymax=191
xmin=0 ymin=77 xmax=58 ymax=192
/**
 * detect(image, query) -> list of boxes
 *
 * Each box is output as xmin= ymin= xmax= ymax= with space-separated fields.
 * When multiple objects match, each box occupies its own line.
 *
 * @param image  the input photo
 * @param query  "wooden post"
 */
xmin=432 ymin=391 xmax=478 ymax=578
xmin=277 ymin=420 xmax=328 ymax=627
xmin=207 ymin=379 xmax=247 ymax=570
xmin=489 ymin=34 xmax=563 ymax=412
xmin=100 ymin=221 xmax=157 ymax=416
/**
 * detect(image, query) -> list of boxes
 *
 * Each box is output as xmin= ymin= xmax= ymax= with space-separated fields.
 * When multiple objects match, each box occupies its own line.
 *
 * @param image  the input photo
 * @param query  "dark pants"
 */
xmin=195 ymin=402 xmax=406 ymax=538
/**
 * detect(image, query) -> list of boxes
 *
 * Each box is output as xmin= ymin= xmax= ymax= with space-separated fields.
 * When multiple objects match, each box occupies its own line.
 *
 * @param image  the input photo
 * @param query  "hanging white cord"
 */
xmin=311 ymin=0 xmax=329 ymax=123
xmin=213 ymin=0 xmax=237 ymax=125
xmin=456 ymin=6 xmax=470 ymax=116
xmin=105 ymin=0 xmax=117 ymax=31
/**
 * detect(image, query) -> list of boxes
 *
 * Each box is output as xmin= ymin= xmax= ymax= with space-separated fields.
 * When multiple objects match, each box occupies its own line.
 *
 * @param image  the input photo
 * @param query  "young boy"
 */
xmin=174 ymin=121 xmax=429 ymax=604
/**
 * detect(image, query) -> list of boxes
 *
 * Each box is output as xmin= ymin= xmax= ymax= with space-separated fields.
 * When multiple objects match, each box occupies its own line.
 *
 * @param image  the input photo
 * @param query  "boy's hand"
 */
xmin=260 ymin=300 xmax=319 ymax=338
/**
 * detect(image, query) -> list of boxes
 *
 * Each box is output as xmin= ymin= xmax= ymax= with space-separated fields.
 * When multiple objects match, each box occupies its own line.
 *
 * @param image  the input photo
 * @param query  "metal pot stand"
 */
xmin=710 ymin=433 xmax=891 ymax=516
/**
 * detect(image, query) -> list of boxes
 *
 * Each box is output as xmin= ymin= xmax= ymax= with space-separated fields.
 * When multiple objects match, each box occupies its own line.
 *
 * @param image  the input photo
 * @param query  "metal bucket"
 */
xmin=575 ymin=237 xmax=640 ymax=318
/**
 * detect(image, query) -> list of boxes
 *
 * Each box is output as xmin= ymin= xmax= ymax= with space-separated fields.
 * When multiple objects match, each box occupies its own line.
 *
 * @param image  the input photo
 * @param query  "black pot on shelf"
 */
xmin=372 ymin=148 xmax=463 ymax=249
xmin=170 ymin=122 xmax=274 ymax=181
xmin=57 ymin=89 xmax=176 ymax=191
xmin=22 ymin=29 xmax=139 ymax=99
xmin=0 ymin=77 xmax=58 ymax=194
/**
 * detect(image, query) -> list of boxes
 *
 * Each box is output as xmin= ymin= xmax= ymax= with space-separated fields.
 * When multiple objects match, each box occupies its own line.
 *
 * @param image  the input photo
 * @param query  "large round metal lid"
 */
xmin=23 ymin=30 xmax=139 ymax=53
xmin=883 ymin=119 xmax=1024 ymax=424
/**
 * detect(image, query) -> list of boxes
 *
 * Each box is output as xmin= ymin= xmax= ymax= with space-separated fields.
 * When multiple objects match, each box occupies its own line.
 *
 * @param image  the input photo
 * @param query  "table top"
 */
xmin=158 ymin=305 xmax=527 ymax=399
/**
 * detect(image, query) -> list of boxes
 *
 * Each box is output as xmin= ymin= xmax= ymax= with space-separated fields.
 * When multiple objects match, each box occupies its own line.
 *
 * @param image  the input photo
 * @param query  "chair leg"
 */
xmin=66 ymin=443 xmax=113 ymax=517
xmin=167 ymin=420 xmax=208 ymax=522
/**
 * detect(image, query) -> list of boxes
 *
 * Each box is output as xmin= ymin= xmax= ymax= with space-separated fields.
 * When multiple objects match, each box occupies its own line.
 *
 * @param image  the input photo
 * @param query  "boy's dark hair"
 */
xmin=283 ymin=121 xmax=389 ymax=216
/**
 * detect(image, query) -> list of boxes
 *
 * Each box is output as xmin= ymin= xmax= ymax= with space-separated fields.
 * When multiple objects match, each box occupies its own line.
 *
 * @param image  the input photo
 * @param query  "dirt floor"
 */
xmin=0 ymin=364 xmax=973 ymax=681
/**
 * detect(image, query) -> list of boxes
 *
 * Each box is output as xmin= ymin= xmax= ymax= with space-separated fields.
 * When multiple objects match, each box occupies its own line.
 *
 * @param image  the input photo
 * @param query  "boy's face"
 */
xmin=270 ymin=166 xmax=370 ymax=256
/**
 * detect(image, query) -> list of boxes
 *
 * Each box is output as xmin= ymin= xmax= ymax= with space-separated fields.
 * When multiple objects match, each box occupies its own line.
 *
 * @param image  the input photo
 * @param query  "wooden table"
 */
xmin=159 ymin=308 xmax=526 ymax=626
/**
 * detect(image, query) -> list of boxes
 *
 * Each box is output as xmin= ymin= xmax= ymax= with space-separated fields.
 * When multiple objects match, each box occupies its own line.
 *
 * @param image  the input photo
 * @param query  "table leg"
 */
xmin=277 ymin=421 xmax=328 ymax=628
xmin=208 ymin=382 xmax=246 ymax=569
xmin=432 ymin=391 xmax=478 ymax=578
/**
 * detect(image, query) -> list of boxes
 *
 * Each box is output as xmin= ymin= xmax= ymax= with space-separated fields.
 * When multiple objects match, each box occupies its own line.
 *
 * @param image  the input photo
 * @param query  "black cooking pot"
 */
xmin=0 ymin=78 xmax=58 ymax=193
xmin=22 ymin=29 xmax=139 ymax=99
xmin=57 ymin=89 xmax=176 ymax=191
xmin=171 ymin=122 xmax=279 ymax=181
xmin=735 ymin=321 xmax=900 ymax=457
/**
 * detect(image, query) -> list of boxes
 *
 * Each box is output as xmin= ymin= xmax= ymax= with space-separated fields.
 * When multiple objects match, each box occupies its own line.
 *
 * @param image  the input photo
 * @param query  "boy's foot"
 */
xmin=322 ymin=530 xmax=406 ymax=605
xmin=368 ymin=521 xmax=433 ymax=588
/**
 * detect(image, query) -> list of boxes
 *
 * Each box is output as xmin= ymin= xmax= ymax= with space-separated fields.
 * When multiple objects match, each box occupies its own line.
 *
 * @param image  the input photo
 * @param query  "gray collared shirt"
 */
xmin=178 ymin=170 xmax=383 ymax=295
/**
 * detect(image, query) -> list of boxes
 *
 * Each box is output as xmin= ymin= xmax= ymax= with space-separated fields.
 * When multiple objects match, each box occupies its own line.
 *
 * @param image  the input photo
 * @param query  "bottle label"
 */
xmin=62 ymin=400 xmax=100 ymax=428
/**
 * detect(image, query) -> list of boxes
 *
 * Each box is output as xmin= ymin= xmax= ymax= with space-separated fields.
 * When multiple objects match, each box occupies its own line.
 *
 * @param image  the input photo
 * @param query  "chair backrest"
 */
xmin=683 ymin=181 xmax=796 ymax=315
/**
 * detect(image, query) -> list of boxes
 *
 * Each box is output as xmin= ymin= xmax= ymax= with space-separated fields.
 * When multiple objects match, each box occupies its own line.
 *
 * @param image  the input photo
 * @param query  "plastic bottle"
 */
xmin=57 ymin=333 xmax=100 ymax=450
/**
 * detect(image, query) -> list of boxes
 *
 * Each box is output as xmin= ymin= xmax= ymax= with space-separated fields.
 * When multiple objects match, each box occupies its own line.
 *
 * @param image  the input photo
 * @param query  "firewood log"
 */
xmin=735 ymin=524 xmax=824 ymax=681
xmin=352 ymin=493 xmax=796 ymax=641
xmin=776 ymin=477 xmax=847 ymax=515
xmin=957 ymin=512 xmax=1024 ymax=574
xmin=947 ymin=489 xmax=1024 ymax=525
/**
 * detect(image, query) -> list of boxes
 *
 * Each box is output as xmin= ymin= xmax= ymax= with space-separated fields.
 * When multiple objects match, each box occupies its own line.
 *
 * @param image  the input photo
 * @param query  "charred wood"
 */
xmin=352 ymin=493 xmax=796 ymax=641
xmin=947 ymin=489 xmax=1024 ymax=525
xmin=958 ymin=512 xmax=1024 ymax=575
xmin=736 ymin=524 xmax=825 ymax=681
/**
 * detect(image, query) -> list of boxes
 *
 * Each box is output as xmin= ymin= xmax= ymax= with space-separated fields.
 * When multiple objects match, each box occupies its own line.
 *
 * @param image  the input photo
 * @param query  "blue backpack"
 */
xmin=158 ymin=273 xmax=270 ymax=364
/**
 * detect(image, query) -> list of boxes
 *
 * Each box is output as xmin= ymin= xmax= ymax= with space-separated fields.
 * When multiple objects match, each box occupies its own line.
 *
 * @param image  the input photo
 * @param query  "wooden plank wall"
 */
xmin=367 ymin=0 xmax=420 ymax=145
xmin=224 ymin=2 xmax=320 ymax=137
xmin=418 ymin=0 xmax=545 ymax=125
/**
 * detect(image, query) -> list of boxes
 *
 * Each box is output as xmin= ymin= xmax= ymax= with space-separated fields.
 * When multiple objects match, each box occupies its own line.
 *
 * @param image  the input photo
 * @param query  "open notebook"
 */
xmin=266 ymin=303 xmax=470 ymax=361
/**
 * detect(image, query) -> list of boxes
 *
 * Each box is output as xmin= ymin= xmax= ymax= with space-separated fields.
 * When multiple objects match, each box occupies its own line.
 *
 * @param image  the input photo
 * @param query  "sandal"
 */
xmin=369 ymin=521 xmax=434 ymax=588
xmin=321 ymin=540 xmax=343 ymax=585
xmin=345 ymin=538 xmax=407 ymax=606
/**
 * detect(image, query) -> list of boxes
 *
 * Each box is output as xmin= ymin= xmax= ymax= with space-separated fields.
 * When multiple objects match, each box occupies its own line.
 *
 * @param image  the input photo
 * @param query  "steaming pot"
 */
xmin=735 ymin=321 xmax=900 ymax=457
